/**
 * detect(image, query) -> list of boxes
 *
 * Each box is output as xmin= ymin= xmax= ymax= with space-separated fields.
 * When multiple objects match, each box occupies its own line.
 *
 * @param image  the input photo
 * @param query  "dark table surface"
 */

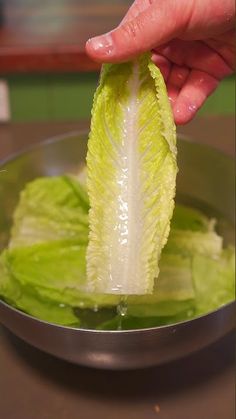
xmin=0 ymin=116 xmax=235 ymax=419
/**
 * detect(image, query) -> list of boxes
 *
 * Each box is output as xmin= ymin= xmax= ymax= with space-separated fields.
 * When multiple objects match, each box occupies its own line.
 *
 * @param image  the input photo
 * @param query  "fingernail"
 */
xmin=87 ymin=33 xmax=114 ymax=56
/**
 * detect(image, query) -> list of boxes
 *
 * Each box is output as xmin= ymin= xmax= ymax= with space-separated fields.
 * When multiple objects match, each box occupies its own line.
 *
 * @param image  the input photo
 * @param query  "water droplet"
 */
xmin=117 ymin=296 xmax=128 ymax=317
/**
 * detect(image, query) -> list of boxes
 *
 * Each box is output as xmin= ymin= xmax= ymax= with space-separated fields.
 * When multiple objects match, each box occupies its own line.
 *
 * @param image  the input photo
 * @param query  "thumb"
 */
xmin=86 ymin=0 xmax=192 ymax=62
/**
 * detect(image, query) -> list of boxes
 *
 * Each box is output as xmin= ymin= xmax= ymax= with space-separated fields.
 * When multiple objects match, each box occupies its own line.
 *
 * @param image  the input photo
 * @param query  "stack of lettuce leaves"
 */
xmin=0 ymin=54 xmax=234 ymax=329
xmin=0 ymin=174 xmax=234 ymax=329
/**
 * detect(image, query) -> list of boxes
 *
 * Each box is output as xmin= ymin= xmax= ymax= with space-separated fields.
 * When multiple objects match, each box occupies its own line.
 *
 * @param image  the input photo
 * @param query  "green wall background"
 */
xmin=6 ymin=72 xmax=235 ymax=122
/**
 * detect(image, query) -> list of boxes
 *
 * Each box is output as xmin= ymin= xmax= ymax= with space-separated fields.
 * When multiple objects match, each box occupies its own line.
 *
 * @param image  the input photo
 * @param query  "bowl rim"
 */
xmin=0 ymin=128 xmax=234 ymax=167
xmin=0 ymin=298 xmax=235 ymax=335
xmin=0 ymin=131 xmax=235 ymax=334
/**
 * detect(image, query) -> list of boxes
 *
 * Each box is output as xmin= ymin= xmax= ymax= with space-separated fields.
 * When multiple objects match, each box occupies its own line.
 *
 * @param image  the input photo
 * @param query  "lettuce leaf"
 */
xmin=127 ymin=253 xmax=194 ymax=317
xmin=86 ymin=53 xmax=177 ymax=295
xmin=192 ymin=247 xmax=235 ymax=315
xmin=3 ymin=240 xmax=120 ymax=309
xmin=2 ymin=242 xmax=194 ymax=314
xmin=10 ymin=175 xmax=89 ymax=248
xmin=0 ymin=252 xmax=79 ymax=326
xmin=164 ymin=229 xmax=222 ymax=257
xmin=0 ymin=173 xmax=234 ymax=328
xmin=170 ymin=204 xmax=214 ymax=232
xmin=7 ymin=240 xmax=88 ymax=292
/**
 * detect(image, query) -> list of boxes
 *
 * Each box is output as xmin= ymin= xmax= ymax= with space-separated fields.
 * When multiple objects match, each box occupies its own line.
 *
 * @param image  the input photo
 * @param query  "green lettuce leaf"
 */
xmin=2 ymin=242 xmax=194 ymax=315
xmin=164 ymin=229 xmax=222 ymax=257
xmin=4 ymin=240 xmax=119 ymax=308
xmin=0 ymin=171 xmax=234 ymax=329
xmin=192 ymin=247 xmax=235 ymax=315
xmin=127 ymin=254 xmax=194 ymax=317
xmin=0 ymin=252 xmax=79 ymax=326
xmin=86 ymin=53 xmax=177 ymax=295
xmin=170 ymin=204 xmax=214 ymax=232
xmin=10 ymin=175 xmax=89 ymax=248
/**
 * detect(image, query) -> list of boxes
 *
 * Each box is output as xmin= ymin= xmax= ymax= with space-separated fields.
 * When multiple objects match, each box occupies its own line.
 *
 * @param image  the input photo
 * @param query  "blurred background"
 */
xmin=0 ymin=5 xmax=235 ymax=418
xmin=0 ymin=0 xmax=234 ymax=124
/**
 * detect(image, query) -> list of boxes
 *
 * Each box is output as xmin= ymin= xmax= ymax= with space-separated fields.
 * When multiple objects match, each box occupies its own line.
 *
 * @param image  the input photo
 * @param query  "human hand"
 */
xmin=86 ymin=0 xmax=235 ymax=124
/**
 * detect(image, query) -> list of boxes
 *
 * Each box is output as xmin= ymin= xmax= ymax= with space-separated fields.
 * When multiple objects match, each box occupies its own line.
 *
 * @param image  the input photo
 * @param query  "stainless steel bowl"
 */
xmin=0 ymin=131 xmax=235 ymax=369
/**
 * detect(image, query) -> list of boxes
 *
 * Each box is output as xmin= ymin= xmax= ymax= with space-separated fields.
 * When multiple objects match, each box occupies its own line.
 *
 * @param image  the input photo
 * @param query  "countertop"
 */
xmin=0 ymin=116 xmax=235 ymax=419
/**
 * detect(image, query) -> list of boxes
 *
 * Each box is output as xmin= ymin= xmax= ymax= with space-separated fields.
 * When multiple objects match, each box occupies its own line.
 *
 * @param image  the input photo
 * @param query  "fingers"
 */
xmin=86 ymin=0 xmax=192 ymax=62
xmin=151 ymin=53 xmax=171 ymax=81
xmin=167 ymin=64 xmax=189 ymax=105
xmin=155 ymin=39 xmax=233 ymax=79
xmin=154 ymin=58 xmax=221 ymax=125
xmin=173 ymin=70 xmax=219 ymax=125
xmin=168 ymin=64 xmax=189 ymax=88
xmin=86 ymin=0 xmax=235 ymax=63
xmin=206 ymin=29 xmax=236 ymax=70
xmin=167 ymin=85 xmax=179 ymax=108
xmin=152 ymin=39 xmax=233 ymax=124
xmin=151 ymin=55 xmax=190 ymax=110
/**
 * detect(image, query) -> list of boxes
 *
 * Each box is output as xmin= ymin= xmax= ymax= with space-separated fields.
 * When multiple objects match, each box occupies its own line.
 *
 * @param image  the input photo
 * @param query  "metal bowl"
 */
xmin=0 ymin=131 xmax=235 ymax=370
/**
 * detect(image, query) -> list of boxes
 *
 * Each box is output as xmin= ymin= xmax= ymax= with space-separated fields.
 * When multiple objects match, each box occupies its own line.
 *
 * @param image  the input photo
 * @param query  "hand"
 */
xmin=86 ymin=0 xmax=235 ymax=125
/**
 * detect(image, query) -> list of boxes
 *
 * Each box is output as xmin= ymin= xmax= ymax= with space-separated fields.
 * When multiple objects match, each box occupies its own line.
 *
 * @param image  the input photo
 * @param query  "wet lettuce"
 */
xmin=86 ymin=54 xmax=177 ymax=295
xmin=0 ymin=175 xmax=234 ymax=328
xmin=0 ymin=251 xmax=79 ymax=326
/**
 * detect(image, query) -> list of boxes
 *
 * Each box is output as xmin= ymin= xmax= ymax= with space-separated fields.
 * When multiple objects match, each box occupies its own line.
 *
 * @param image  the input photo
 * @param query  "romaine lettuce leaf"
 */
xmin=7 ymin=239 xmax=88 ymax=292
xmin=170 ymin=204 xmax=214 ymax=232
xmin=0 ymin=172 xmax=234 ymax=328
xmin=164 ymin=229 xmax=222 ymax=257
xmin=2 ymin=242 xmax=194 ymax=315
xmin=127 ymin=254 xmax=194 ymax=304
xmin=10 ymin=175 xmax=89 ymax=248
xmin=86 ymin=53 xmax=177 ymax=294
xmin=4 ymin=240 xmax=120 ymax=308
xmin=192 ymin=247 xmax=235 ymax=315
xmin=127 ymin=253 xmax=194 ymax=317
xmin=0 ymin=252 xmax=79 ymax=325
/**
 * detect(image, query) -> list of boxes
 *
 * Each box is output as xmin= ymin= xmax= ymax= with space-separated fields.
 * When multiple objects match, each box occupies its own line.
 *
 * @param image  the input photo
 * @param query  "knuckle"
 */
xmin=122 ymin=19 xmax=143 ymax=40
